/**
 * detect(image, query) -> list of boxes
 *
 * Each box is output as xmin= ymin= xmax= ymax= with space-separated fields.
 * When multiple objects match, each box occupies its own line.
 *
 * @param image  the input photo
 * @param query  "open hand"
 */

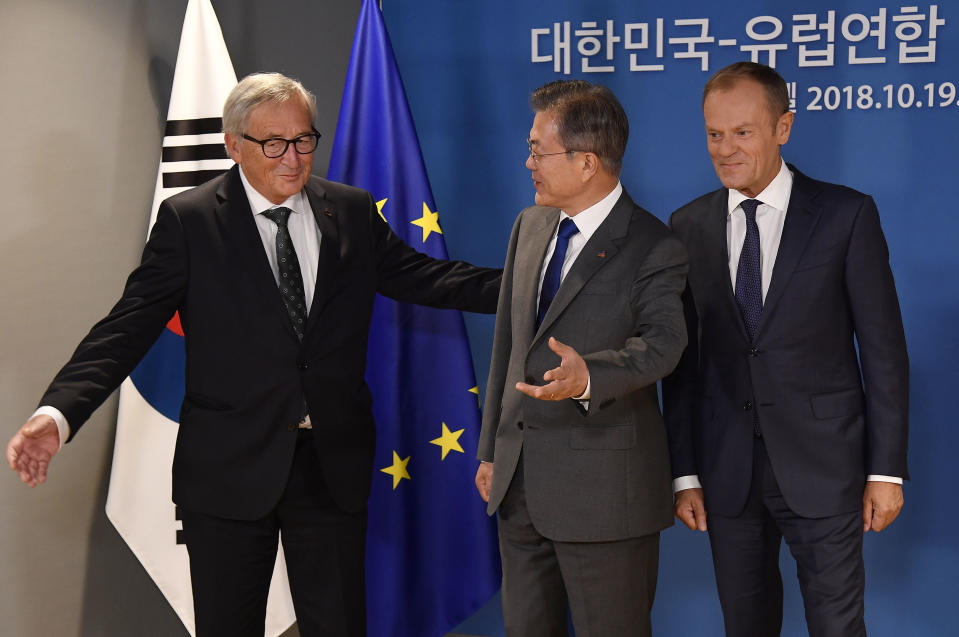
xmin=6 ymin=414 xmax=60 ymax=487
xmin=515 ymin=337 xmax=588 ymax=401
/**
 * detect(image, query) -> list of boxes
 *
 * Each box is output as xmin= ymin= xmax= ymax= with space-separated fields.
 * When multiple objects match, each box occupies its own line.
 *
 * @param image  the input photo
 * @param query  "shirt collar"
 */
xmin=727 ymin=159 xmax=793 ymax=216
xmin=561 ymin=181 xmax=622 ymax=239
xmin=238 ymin=166 xmax=309 ymax=217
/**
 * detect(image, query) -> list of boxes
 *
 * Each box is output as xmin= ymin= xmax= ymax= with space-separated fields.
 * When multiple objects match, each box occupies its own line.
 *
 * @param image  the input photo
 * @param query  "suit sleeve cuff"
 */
xmin=32 ymin=406 xmax=70 ymax=450
xmin=867 ymin=474 xmax=903 ymax=484
xmin=673 ymin=474 xmax=702 ymax=493
xmin=571 ymin=375 xmax=591 ymax=412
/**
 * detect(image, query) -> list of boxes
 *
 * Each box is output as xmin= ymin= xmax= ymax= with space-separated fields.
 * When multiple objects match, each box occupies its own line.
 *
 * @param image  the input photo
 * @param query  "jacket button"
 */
xmin=525 ymin=376 xmax=535 ymax=384
xmin=517 ymin=422 xmax=524 ymax=430
xmin=287 ymin=423 xmax=296 ymax=431
xmin=743 ymin=401 xmax=753 ymax=411
xmin=748 ymin=347 xmax=759 ymax=357
xmin=298 ymin=361 xmax=310 ymax=370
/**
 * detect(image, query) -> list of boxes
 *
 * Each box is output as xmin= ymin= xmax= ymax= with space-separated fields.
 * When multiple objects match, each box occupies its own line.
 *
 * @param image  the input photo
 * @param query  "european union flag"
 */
xmin=327 ymin=1 xmax=501 ymax=635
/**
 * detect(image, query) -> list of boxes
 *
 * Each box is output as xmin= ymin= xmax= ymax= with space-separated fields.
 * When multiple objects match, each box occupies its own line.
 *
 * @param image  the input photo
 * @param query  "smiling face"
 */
xmin=703 ymin=78 xmax=793 ymax=198
xmin=224 ymin=98 xmax=314 ymax=204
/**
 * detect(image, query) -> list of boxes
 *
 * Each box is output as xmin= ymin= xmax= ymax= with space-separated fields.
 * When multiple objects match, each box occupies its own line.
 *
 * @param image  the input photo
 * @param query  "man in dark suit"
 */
xmin=663 ymin=62 xmax=909 ymax=636
xmin=6 ymin=72 xmax=499 ymax=637
xmin=475 ymin=80 xmax=688 ymax=637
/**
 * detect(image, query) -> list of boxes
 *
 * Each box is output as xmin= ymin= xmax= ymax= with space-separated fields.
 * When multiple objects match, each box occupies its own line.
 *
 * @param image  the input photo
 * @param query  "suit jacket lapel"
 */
xmin=216 ymin=168 xmax=342 ymax=344
xmin=703 ymin=189 xmax=750 ymax=342
xmin=756 ymin=167 xmax=823 ymax=339
xmin=531 ymin=192 xmax=629 ymax=348
xmin=215 ymin=167 xmax=297 ymax=335
xmin=514 ymin=208 xmax=557 ymax=348
xmin=303 ymin=179 xmax=341 ymax=335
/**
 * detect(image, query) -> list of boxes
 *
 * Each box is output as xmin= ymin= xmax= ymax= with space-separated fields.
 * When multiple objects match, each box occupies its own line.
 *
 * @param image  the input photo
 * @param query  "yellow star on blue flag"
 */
xmin=430 ymin=422 xmax=465 ymax=460
xmin=380 ymin=451 xmax=411 ymax=489
xmin=469 ymin=386 xmax=481 ymax=409
xmin=410 ymin=202 xmax=442 ymax=242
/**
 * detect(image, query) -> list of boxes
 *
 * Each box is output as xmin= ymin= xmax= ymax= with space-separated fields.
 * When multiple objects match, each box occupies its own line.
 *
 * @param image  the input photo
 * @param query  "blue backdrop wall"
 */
xmin=383 ymin=1 xmax=958 ymax=635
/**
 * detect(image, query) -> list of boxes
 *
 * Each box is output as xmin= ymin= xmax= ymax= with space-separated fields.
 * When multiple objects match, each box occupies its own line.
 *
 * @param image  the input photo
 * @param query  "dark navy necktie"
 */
xmin=537 ymin=217 xmax=579 ymax=328
xmin=735 ymin=199 xmax=763 ymax=341
xmin=736 ymin=199 xmax=764 ymax=437
xmin=262 ymin=206 xmax=308 ymax=341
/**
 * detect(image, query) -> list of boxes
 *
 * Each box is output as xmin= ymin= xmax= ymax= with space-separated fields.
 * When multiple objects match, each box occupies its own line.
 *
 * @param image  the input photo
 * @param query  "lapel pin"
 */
xmin=597 ymin=250 xmax=607 ymax=258
xmin=323 ymin=209 xmax=334 ymax=217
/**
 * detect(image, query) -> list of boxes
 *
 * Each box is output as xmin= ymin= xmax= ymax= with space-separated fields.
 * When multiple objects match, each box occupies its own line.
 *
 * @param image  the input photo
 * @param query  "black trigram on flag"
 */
xmin=161 ymin=116 xmax=232 ymax=189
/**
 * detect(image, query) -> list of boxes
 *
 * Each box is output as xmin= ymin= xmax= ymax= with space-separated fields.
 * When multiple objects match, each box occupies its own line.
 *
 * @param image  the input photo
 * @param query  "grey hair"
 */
xmin=222 ymin=72 xmax=317 ymax=135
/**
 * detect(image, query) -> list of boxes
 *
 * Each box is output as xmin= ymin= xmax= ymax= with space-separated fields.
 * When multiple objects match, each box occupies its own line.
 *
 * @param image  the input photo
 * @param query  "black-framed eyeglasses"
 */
xmin=527 ymin=138 xmax=579 ymax=164
xmin=243 ymin=128 xmax=322 ymax=158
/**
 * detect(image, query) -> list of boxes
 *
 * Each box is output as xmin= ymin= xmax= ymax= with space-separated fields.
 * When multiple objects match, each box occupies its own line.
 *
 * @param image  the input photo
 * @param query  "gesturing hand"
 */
xmin=6 ymin=414 xmax=60 ymax=487
xmin=515 ymin=337 xmax=589 ymax=401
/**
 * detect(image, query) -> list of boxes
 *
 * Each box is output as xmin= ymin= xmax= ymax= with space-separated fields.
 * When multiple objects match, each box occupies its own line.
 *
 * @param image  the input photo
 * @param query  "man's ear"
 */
xmin=580 ymin=151 xmax=600 ymax=182
xmin=224 ymin=132 xmax=242 ymax=164
xmin=776 ymin=111 xmax=794 ymax=146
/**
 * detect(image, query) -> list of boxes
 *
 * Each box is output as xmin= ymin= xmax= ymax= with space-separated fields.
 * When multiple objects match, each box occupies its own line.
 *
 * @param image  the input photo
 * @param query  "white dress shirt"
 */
xmin=38 ymin=168 xmax=322 ymax=447
xmin=240 ymin=169 xmax=322 ymax=313
xmin=727 ymin=161 xmax=791 ymax=302
xmin=672 ymin=161 xmax=900 ymax=493
xmin=536 ymin=181 xmax=623 ymax=402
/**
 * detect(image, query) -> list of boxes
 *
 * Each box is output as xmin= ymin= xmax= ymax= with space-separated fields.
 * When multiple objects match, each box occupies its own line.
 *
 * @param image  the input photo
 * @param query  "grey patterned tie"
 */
xmin=262 ymin=206 xmax=308 ymax=340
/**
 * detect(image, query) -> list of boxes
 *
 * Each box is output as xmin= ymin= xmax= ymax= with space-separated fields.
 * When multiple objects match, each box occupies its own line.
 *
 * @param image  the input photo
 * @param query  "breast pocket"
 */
xmin=578 ymin=282 xmax=618 ymax=296
xmin=794 ymin=245 xmax=845 ymax=273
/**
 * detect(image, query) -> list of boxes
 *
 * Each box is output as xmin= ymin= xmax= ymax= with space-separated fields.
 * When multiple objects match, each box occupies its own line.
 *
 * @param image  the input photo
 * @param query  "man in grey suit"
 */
xmin=474 ymin=80 xmax=688 ymax=637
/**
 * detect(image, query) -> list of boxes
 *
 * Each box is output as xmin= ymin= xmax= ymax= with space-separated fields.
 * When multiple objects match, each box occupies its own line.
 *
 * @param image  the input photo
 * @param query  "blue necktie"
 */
xmin=735 ymin=199 xmax=763 ymax=341
xmin=537 ymin=217 xmax=579 ymax=328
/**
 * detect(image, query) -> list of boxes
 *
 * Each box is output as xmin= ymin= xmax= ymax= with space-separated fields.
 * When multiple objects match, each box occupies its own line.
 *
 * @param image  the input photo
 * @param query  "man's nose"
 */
xmin=716 ymin=136 xmax=737 ymax=157
xmin=279 ymin=143 xmax=301 ymax=165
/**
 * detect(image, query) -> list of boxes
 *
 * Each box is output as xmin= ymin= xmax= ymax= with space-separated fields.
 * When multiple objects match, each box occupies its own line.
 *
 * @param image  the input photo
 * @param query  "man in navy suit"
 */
xmin=663 ymin=62 xmax=909 ymax=636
